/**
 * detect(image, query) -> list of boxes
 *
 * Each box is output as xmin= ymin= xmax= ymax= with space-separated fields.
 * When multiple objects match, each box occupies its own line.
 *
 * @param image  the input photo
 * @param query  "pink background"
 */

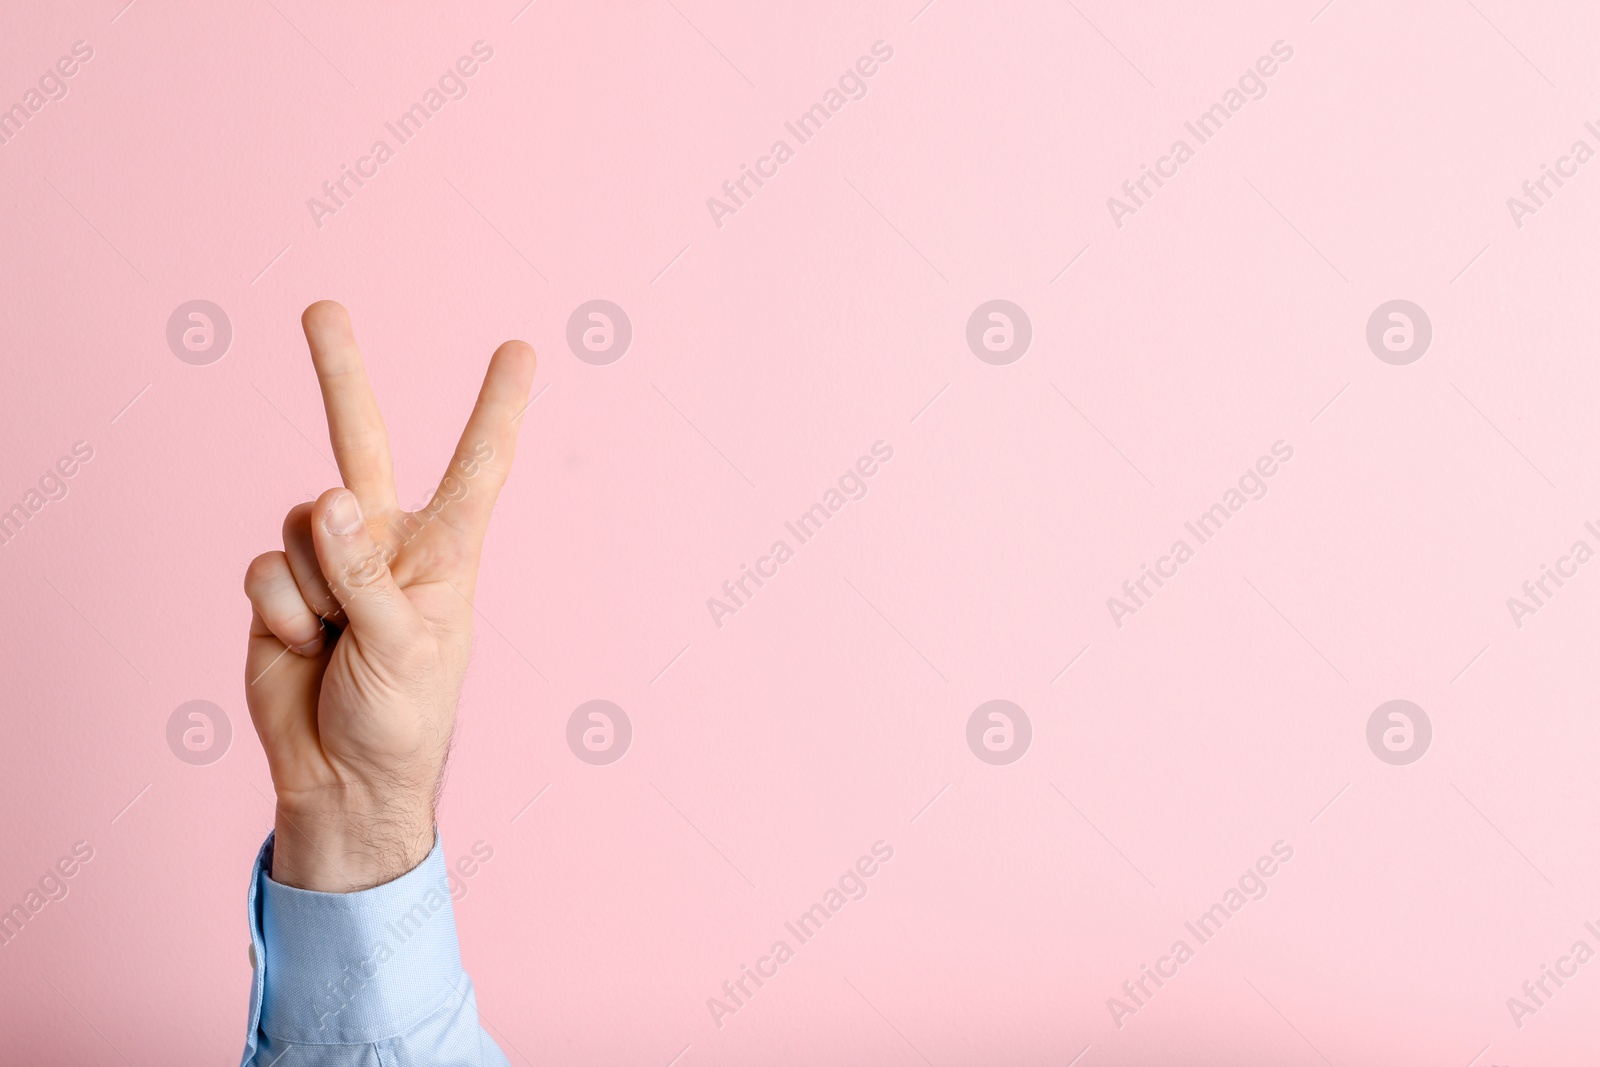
xmin=3 ymin=0 xmax=1599 ymax=1063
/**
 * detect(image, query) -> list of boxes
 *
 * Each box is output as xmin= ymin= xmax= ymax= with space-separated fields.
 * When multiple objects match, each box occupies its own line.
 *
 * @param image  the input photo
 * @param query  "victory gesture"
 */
xmin=242 ymin=301 xmax=535 ymax=892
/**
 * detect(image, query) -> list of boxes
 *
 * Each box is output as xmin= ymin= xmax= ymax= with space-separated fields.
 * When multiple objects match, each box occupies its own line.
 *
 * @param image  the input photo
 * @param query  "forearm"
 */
xmin=240 ymin=831 xmax=507 ymax=1067
xmin=270 ymin=795 xmax=437 ymax=894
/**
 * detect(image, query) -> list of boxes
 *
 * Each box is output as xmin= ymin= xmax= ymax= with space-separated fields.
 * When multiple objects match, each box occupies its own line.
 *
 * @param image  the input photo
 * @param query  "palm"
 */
xmin=244 ymin=302 xmax=534 ymax=830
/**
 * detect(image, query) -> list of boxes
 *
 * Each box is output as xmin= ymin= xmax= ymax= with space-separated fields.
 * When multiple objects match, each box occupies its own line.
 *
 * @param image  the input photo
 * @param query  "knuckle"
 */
xmin=331 ymin=429 xmax=386 ymax=458
xmin=433 ymin=533 xmax=472 ymax=574
xmin=343 ymin=551 xmax=390 ymax=589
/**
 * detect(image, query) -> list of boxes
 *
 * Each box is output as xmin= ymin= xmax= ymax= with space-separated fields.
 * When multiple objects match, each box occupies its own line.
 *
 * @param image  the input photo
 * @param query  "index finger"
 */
xmin=301 ymin=300 xmax=400 ymax=516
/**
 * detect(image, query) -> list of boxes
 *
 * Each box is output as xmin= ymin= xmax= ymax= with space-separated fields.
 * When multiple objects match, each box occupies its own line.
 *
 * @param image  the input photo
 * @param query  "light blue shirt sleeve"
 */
xmin=241 ymin=832 xmax=509 ymax=1066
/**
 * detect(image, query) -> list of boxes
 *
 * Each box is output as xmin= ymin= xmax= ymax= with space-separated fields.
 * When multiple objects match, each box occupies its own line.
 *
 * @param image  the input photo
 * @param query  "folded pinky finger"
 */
xmin=244 ymin=550 xmax=326 ymax=656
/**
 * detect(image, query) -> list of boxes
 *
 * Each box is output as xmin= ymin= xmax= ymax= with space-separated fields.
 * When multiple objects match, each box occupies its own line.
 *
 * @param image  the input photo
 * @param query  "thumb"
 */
xmin=311 ymin=488 xmax=420 ymax=643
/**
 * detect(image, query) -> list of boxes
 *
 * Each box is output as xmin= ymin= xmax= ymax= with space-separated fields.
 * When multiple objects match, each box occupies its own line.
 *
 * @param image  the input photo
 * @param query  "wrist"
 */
xmin=270 ymin=801 xmax=435 ymax=893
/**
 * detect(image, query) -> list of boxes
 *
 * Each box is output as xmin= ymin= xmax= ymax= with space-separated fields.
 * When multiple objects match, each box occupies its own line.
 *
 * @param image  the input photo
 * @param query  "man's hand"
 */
xmin=242 ymin=301 xmax=535 ymax=892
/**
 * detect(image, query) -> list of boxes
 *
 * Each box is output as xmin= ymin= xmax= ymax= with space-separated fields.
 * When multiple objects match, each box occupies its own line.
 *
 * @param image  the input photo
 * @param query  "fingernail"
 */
xmin=292 ymin=636 xmax=324 ymax=657
xmin=324 ymin=490 xmax=363 ymax=536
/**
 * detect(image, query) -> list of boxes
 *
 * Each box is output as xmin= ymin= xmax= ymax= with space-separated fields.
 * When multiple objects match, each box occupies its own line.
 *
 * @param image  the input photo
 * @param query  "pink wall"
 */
xmin=2 ymin=0 xmax=1598 ymax=1062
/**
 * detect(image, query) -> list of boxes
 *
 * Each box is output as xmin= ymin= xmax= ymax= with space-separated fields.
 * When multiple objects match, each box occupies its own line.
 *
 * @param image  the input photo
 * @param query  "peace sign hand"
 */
xmin=242 ymin=301 xmax=535 ymax=892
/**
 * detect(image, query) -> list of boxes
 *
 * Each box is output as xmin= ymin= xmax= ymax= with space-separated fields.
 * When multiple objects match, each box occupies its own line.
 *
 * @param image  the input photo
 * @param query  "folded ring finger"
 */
xmin=244 ymin=551 xmax=325 ymax=655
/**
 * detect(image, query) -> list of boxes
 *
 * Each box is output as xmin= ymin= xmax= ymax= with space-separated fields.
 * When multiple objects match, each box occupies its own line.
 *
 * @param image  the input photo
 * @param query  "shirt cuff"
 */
xmin=244 ymin=831 xmax=467 ymax=1047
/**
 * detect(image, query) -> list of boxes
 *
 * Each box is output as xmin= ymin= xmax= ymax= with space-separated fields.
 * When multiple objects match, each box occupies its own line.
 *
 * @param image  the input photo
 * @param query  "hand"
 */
xmin=242 ymin=301 xmax=535 ymax=892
